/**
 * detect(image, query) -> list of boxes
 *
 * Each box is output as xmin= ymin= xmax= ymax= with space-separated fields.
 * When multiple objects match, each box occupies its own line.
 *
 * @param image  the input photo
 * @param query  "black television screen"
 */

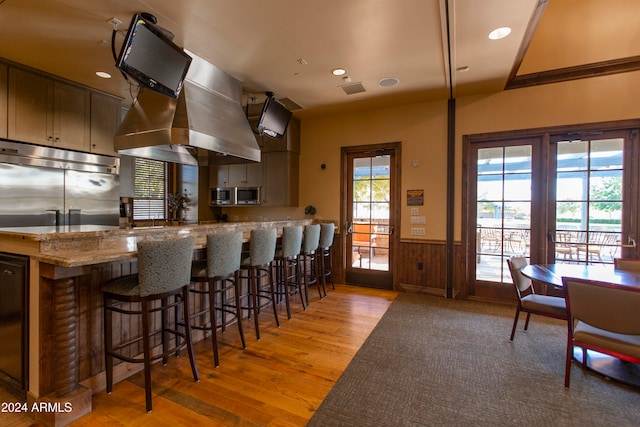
xmin=257 ymin=97 xmax=292 ymax=139
xmin=116 ymin=14 xmax=192 ymax=98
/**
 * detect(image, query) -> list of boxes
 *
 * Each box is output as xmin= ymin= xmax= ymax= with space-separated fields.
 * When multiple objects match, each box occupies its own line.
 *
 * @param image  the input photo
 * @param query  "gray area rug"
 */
xmin=308 ymin=293 xmax=640 ymax=426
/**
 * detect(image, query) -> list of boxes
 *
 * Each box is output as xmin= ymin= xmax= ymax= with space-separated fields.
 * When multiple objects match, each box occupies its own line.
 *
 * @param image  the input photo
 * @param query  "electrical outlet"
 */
xmin=410 ymin=227 xmax=425 ymax=236
xmin=410 ymin=216 xmax=425 ymax=224
xmin=410 ymin=207 xmax=419 ymax=215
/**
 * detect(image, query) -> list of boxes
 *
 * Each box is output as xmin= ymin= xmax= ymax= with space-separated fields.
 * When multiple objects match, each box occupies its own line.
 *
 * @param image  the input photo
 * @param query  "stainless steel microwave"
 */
xmin=235 ymin=187 xmax=261 ymax=205
xmin=210 ymin=187 xmax=234 ymax=206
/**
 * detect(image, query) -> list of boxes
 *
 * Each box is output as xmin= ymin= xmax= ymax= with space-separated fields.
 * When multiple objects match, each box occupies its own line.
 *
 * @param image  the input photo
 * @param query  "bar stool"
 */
xmin=318 ymin=223 xmax=336 ymax=294
xmin=102 ymin=235 xmax=199 ymax=413
xmin=273 ymin=225 xmax=306 ymax=319
xmin=301 ymin=224 xmax=322 ymax=303
xmin=189 ymin=231 xmax=246 ymax=367
xmin=240 ymin=228 xmax=279 ymax=340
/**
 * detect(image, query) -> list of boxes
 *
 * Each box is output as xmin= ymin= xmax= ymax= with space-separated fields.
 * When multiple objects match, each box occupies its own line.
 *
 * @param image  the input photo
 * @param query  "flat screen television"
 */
xmin=257 ymin=96 xmax=292 ymax=139
xmin=116 ymin=13 xmax=192 ymax=98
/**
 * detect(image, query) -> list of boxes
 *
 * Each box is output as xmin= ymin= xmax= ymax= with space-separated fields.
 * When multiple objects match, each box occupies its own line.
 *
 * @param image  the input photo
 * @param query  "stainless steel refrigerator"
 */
xmin=0 ymin=141 xmax=120 ymax=227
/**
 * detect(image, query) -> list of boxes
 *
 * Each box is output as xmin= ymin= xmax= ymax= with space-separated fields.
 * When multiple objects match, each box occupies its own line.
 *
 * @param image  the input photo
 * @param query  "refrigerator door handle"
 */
xmin=68 ymin=209 xmax=82 ymax=226
xmin=46 ymin=209 xmax=62 ymax=226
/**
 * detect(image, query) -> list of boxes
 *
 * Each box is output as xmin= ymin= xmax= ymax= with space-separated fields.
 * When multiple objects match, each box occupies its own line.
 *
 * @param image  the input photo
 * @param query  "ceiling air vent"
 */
xmin=340 ymin=82 xmax=366 ymax=95
xmin=278 ymin=97 xmax=303 ymax=110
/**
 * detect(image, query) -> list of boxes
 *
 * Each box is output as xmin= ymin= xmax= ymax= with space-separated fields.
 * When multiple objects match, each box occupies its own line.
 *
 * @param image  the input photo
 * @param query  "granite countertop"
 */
xmin=0 ymin=220 xmax=315 ymax=268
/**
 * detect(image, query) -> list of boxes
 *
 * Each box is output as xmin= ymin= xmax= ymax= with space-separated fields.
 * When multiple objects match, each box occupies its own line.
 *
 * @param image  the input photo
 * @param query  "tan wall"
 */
xmin=455 ymin=71 xmax=640 ymax=238
xmin=299 ymin=100 xmax=448 ymax=240
xmin=298 ymin=70 xmax=640 ymax=241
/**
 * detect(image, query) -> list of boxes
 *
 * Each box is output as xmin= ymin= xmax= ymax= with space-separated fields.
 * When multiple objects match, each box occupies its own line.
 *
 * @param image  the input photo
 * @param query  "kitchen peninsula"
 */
xmin=0 ymin=220 xmax=312 ymax=426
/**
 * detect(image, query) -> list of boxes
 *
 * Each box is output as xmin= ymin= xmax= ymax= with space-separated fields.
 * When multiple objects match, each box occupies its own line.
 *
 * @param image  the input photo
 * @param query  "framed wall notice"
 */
xmin=407 ymin=189 xmax=424 ymax=206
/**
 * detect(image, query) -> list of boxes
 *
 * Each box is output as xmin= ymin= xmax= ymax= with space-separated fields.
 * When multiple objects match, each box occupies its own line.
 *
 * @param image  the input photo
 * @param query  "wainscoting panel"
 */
xmin=395 ymin=239 xmax=464 ymax=296
xmin=333 ymin=235 xmax=464 ymax=295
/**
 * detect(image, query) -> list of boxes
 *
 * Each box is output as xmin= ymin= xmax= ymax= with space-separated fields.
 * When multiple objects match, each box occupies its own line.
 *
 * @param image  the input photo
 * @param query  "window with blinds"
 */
xmin=133 ymin=158 xmax=166 ymax=220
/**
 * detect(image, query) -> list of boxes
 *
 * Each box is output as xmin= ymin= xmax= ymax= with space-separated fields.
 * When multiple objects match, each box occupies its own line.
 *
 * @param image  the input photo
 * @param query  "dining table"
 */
xmin=520 ymin=262 xmax=640 ymax=387
xmin=520 ymin=262 xmax=640 ymax=289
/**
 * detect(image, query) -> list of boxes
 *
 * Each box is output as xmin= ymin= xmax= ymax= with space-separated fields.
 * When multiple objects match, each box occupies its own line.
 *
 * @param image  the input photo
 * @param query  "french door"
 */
xmin=342 ymin=144 xmax=399 ymax=289
xmin=465 ymin=126 xmax=639 ymax=301
xmin=470 ymin=138 xmax=539 ymax=300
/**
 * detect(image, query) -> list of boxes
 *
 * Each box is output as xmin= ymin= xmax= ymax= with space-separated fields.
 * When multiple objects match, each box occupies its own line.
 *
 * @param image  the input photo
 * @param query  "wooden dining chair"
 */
xmin=613 ymin=257 xmax=640 ymax=271
xmin=506 ymin=256 xmax=568 ymax=341
xmin=562 ymin=277 xmax=640 ymax=387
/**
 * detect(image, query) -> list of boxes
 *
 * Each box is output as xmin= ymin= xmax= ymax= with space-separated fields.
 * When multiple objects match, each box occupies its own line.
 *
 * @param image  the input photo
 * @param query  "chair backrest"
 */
xmin=319 ymin=223 xmax=335 ymax=249
xmin=506 ymin=256 xmax=532 ymax=297
xmin=248 ymin=228 xmax=277 ymax=266
xmin=563 ymin=277 xmax=640 ymax=335
xmin=281 ymin=226 xmax=303 ymax=258
xmin=302 ymin=224 xmax=321 ymax=253
xmin=614 ymin=258 xmax=640 ymax=272
xmin=137 ymin=235 xmax=195 ymax=297
xmin=207 ymin=231 xmax=243 ymax=278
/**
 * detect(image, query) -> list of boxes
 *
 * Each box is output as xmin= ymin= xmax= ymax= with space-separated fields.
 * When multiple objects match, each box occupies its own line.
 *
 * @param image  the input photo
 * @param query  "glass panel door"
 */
xmin=475 ymin=145 xmax=533 ymax=284
xmin=465 ymin=126 xmax=639 ymax=302
xmin=552 ymin=137 xmax=623 ymax=264
xmin=344 ymin=149 xmax=395 ymax=289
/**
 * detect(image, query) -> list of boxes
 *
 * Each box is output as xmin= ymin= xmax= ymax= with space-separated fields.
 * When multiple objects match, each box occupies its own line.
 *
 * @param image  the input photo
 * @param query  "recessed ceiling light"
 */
xmin=332 ymin=68 xmax=346 ymax=76
xmin=96 ymin=71 xmax=111 ymax=79
xmin=379 ymin=77 xmax=399 ymax=87
xmin=488 ymin=27 xmax=511 ymax=40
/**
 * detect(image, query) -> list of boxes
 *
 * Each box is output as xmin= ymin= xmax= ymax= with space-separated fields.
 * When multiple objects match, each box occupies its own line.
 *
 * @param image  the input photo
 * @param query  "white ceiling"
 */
xmin=0 ymin=0 xmax=638 ymax=115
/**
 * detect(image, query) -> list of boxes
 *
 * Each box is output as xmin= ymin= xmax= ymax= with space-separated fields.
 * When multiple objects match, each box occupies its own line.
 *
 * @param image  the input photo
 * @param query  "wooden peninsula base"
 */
xmin=0 ymin=220 xmax=319 ymax=426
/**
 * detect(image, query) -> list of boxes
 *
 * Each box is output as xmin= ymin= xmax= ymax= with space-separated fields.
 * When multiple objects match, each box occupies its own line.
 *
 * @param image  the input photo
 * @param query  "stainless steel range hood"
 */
xmin=114 ymin=50 xmax=261 ymax=166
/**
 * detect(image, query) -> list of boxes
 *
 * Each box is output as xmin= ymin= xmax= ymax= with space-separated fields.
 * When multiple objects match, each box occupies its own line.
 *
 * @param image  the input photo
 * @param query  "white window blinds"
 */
xmin=133 ymin=158 xmax=166 ymax=220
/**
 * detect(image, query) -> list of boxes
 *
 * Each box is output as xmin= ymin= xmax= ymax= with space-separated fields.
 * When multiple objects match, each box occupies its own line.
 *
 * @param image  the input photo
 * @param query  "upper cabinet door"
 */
xmin=211 ymin=164 xmax=230 ymax=187
xmin=8 ymin=67 xmax=91 ymax=151
xmin=229 ymin=162 xmax=263 ymax=187
xmin=90 ymin=93 xmax=120 ymax=156
xmin=0 ymin=64 xmax=7 ymax=139
xmin=52 ymin=81 xmax=90 ymax=151
xmin=8 ymin=67 xmax=53 ymax=146
xmin=261 ymin=151 xmax=299 ymax=206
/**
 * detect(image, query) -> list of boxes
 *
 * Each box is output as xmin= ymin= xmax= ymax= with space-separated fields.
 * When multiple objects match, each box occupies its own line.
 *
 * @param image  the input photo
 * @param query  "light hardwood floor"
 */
xmin=1 ymin=284 xmax=397 ymax=427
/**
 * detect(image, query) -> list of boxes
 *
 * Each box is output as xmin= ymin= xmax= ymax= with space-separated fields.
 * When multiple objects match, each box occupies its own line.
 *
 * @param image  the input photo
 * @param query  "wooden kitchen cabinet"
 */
xmin=261 ymin=151 xmax=299 ymax=206
xmin=229 ymin=162 xmax=262 ymax=187
xmin=90 ymin=92 xmax=121 ymax=156
xmin=211 ymin=164 xmax=230 ymax=187
xmin=209 ymin=112 xmax=299 ymax=206
xmin=8 ymin=67 xmax=90 ymax=151
xmin=211 ymin=162 xmax=262 ymax=187
xmin=0 ymin=64 xmax=7 ymax=139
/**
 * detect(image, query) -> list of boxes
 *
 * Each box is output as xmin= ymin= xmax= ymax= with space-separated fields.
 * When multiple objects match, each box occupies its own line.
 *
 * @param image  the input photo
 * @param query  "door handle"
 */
xmin=621 ymin=236 xmax=637 ymax=248
xmin=345 ymin=221 xmax=353 ymax=235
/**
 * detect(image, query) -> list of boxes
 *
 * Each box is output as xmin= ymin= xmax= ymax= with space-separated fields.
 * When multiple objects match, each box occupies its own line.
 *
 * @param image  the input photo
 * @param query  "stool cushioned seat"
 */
xmin=274 ymin=226 xmax=306 ymax=319
xmin=240 ymin=228 xmax=279 ymax=340
xmin=189 ymin=231 xmax=246 ymax=367
xmin=318 ymin=223 xmax=335 ymax=294
xmin=301 ymin=224 xmax=322 ymax=301
xmin=103 ymin=235 xmax=199 ymax=413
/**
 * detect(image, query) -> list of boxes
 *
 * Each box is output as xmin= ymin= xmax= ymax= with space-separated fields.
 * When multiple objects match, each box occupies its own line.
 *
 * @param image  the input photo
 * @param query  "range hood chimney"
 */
xmin=114 ymin=50 xmax=261 ymax=165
